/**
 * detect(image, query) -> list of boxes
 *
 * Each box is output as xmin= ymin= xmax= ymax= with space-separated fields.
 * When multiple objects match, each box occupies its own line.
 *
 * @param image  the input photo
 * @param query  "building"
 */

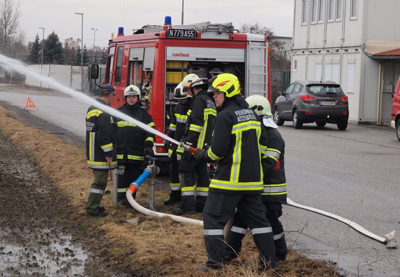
xmin=291 ymin=0 xmax=400 ymax=124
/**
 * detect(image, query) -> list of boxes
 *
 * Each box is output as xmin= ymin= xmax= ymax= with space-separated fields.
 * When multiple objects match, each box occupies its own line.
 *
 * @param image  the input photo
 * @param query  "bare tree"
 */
xmin=240 ymin=22 xmax=291 ymax=105
xmin=0 ymin=0 xmax=22 ymax=56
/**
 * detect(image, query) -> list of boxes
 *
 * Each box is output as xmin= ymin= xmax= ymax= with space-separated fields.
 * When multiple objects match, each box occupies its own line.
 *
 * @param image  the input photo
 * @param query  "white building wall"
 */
xmin=365 ymin=0 xmax=400 ymax=40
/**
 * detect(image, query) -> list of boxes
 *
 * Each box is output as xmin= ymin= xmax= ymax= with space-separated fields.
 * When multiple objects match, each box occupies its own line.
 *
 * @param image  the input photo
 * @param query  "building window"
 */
xmin=347 ymin=63 xmax=355 ymax=93
xmin=325 ymin=63 xmax=341 ymax=84
xmin=301 ymin=0 xmax=307 ymax=24
xmin=311 ymin=0 xmax=317 ymax=23
xmin=315 ymin=63 xmax=322 ymax=81
xmin=336 ymin=0 xmax=342 ymax=21
xmin=350 ymin=0 xmax=358 ymax=19
xmin=317 ymin=0 xmax=324 ymax=23
xmin=327 ymin=0 xmax=334 ymax=21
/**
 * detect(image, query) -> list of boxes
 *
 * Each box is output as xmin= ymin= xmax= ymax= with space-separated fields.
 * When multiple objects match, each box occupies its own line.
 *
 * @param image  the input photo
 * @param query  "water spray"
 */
xmin=0 ymin=54 xmax=197 ymax=153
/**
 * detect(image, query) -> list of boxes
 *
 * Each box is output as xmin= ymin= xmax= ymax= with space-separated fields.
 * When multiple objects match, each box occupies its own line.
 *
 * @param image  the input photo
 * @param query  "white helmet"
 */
xmin=124 ymin=84 xmax=141 ymax=99
xmin=174 ymin=82 xmax=192 ymax=99
xmin=181 ymin=73 xmax=199 ymax=92
xmin=245 ymin=95 xmax=278 ymax=128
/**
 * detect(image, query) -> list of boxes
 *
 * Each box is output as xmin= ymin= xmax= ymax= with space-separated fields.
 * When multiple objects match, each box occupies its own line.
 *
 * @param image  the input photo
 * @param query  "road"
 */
xmin=1 ymin=85 xmax=399 ymax=276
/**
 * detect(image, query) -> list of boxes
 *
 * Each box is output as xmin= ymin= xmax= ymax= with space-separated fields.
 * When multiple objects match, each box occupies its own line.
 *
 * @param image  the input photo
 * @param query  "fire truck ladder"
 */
xmin=247 ymin=40 xmax=268 ymax=97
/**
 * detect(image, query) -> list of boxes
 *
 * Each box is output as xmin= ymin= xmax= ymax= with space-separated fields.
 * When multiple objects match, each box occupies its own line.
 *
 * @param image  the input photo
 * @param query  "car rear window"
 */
xmin=306 ymin=85 xmax=343 ymax=94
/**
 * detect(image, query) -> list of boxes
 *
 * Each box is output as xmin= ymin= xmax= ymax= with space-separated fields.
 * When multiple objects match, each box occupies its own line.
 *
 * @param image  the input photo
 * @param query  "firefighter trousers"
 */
xmin=226 ymin=202 xmax=287 ymax=261
xmin=86 ymin=169 xmax=108 ymax=215
xmin=168 ymin=156 xmax=181 ymax=201
xmin=202 ymin=192 xmax=276 ymax=269
xmin=116 ymin=162 xmax=142 ymax=202
xmin=178 ymin=157 xmax=209 ymax=211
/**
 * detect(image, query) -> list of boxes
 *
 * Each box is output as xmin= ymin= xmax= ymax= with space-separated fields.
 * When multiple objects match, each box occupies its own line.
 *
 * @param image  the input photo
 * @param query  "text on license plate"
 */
xmin=320 ymin=101 xmax=335 ymax=106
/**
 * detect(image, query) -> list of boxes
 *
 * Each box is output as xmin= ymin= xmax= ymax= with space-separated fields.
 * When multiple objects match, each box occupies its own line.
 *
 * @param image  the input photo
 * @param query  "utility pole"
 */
xmin=181 ymin=0 xmax=184 ymax=25
xmin=91 ymin=28 xmax=98 ymax=63
xmin=38 ymin=27 xmax=45 ymax=87
xmin=75 ymin=12 xmax=84 ymax=91
xmin=8 ymin=33 xmax=16 ymax=84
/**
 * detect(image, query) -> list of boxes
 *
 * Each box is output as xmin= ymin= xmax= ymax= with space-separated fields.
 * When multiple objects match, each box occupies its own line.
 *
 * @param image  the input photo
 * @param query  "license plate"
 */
xmin=320 ymin=101 xmax=335 ymax=106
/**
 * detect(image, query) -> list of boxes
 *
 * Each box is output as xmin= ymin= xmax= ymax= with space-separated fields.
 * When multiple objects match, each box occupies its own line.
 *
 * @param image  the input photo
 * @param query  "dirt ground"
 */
xmin=0 ymin=130 xmax=130 ymax=276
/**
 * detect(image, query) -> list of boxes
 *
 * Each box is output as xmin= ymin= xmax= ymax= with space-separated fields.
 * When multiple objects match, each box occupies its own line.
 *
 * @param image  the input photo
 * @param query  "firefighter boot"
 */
xmin=163 ymin=190 xmax=181 ymax=205
xmin=172 ymin=195 xmax=195 ymax=215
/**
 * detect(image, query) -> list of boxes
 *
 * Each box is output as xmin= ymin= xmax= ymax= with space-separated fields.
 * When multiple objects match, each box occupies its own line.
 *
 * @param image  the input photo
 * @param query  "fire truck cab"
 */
xmin=104 ymin=18 xmax=270 ymax=161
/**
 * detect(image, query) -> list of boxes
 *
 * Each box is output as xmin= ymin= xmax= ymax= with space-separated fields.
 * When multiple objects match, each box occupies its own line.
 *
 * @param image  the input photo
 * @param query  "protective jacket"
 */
xmin=203 ymin=97 xmax=263 ymax=194
xmin=167 ymin=99 xmax=192 ymax=158
xmin=261 ymin=124 xmax=287 ymax=204
xmin=85 ymin=98 xmax=117 ymax=169
xmin=116 ymin=102 xmax=155 ymax=163
xmin=180 ymin=90 xmax=216 ymax=151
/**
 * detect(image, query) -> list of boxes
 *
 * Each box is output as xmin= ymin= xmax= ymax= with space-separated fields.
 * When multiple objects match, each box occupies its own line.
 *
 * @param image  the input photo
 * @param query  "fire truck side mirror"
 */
xmin=90 ymin=64 xmax=99 ymax=79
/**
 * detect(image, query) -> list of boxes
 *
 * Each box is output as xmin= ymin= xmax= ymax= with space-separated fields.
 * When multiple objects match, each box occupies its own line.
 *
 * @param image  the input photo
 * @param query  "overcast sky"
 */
xmin=18 ymin=0 xmax=294 ymax=48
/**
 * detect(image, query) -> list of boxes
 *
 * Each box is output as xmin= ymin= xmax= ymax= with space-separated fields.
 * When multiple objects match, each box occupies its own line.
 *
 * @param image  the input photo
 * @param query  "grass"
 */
xmin=0 ymin=104 xmax=342 ymax=276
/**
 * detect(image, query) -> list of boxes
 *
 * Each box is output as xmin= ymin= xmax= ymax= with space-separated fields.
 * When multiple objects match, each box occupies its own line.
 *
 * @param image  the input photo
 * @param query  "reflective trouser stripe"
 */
xmin=182 ymin=191 xmax=195 ymax=196
xmin=204 ymin=229 xmax=225 ymax=236
xmin=273 ymin=232 xmax=284 ymax=241
xmin=196 ymin=191 xmax=208 ymax=197
xmin=90 ymin=188 xmax=104 ymax=195
xmin=118 ymin=188 xmax=128 ymax=193
xmin=250 ymin=227 xmax=273 ymax=236
xmin=231 ymin=226 xmax=247 ymax=235
xmin=170 ymin=182 xmax=181 ymax=190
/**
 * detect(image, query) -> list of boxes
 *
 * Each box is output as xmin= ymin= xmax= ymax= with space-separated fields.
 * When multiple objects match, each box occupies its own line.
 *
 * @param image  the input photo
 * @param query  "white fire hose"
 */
xmin=287 ymin=197 xmax=397 ymax=249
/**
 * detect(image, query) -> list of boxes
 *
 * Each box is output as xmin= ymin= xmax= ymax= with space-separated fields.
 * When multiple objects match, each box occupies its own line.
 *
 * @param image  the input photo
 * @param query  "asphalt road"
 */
xmin=1 ymin=85 xmax=400 ymax=276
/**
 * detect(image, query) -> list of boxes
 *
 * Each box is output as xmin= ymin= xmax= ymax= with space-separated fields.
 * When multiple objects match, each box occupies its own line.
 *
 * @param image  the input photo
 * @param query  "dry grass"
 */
xmin=0 ymin=105 xmax=341 ymax=276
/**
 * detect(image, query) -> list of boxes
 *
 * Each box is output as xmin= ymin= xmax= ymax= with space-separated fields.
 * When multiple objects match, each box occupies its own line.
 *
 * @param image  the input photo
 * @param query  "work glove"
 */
xmin=144 ymin=140 xmax=154 ymax=149
xmin=193 ymin=148 xmax=205 ymax=162
xmin=164 ymin=140 xmax=172 ymax=152
xmin=146 ymin=147 xmax=155 ymax=157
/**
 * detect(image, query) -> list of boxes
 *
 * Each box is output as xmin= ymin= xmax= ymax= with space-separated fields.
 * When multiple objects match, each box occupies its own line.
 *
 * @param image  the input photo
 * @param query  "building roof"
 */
xmin=365 ymin=40 xmax=400 ymax=58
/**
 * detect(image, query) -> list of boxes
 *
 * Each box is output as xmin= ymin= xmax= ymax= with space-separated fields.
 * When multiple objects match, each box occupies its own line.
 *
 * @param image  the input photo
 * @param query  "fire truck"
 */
xmin=103 ymin=17 xmax=271 ymax=161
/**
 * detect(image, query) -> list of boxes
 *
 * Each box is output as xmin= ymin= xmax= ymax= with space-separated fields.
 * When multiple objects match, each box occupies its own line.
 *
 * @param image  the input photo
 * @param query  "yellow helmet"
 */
xmin=245 ymin=95 xmax=272 ymax=117
xmin=181 ymin=73 xmax=199 ymax=92
xmin=207 ymin=73 xmax=241 ymax=98
xmin=124 ymin=84 xmax=141 ymax=99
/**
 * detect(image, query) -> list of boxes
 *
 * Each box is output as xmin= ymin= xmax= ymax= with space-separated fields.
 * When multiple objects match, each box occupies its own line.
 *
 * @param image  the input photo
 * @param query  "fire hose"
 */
xmin=124 ymin=161 xmax=397 ymax=248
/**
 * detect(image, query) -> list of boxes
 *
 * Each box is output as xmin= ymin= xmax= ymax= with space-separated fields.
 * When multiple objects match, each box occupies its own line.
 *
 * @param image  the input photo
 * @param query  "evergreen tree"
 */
xmin=83 ymin=44 xmax=89 ymax=65
xmin=28 ymin=34 xmax=41 ymax=64
xmin=43 ymin=31 xmax=65 ymax=64
xmin=75 ymin=46 xmax=81 ymax=65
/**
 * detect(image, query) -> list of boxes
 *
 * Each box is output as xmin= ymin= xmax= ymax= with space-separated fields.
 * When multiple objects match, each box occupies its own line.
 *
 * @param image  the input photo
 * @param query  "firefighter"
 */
xmin=225 ymin=94 xmax=288 ymax=262
xmin=164 ymin=82 xmax=193 ymax=205
xmin=85 ymin=84 xmax=117 ymax=217
xmin=115 ymin=84 xmax=155 ymax=206
xmin=194 ymin=73 xmax=276 ymax=271
xmin=172 ymin=74 xmax=217 ymax=215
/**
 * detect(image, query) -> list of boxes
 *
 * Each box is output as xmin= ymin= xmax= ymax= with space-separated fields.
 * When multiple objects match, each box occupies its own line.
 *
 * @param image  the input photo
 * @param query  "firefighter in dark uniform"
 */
xmin=172 ymin=74 xmax=217 ymax=215
xmin=85 ymin=84 xmax=117 ymax=217
xmin=115 ymin=84 xmax=155 ymax=206
xmin=194 ymin=73 xmax=276 ymax=271
xmin=226 ymin=94 xmax=288 ymax=262
xmin=164 ymin=82 xmax=193 ymax=205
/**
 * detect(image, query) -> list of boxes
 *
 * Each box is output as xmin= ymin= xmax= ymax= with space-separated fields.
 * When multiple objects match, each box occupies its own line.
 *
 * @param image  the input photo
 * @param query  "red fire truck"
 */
xmin=104 ymin=17 xmax=271 ymax=161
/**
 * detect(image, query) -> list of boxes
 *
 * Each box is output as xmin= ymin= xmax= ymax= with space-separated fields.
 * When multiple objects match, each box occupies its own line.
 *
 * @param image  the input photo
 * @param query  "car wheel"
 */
xmin=273 ymin=108 xmax=284 ymax=126
xmin=316 ymin=121 xmax=326 ymax=128
xmin=337 ymin=120 xmax=348 ymax=130
xmin=292 ymin=110 xmax=303 ymax=129
xmin=396 ymin=121 xmax=400 ymax=141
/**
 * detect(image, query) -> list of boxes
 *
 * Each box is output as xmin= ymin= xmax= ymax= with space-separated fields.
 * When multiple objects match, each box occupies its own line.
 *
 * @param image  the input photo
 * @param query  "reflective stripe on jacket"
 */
xmin=261 ymin=125 xmax=287 ymax=204
xmin=205 ymin=99 xmax=263 ymax=193
xmin=116 ymin=103 xmax=155 ymax=163
xmin=85 ymin=98 xmax=117 ymax=169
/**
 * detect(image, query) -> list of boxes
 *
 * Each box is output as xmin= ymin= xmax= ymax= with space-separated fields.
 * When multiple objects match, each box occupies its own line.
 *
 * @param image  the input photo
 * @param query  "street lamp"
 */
xmin=91 ymin=27 xmax=98 ymax=62
xmin=75 ymin=12 xmax=84 ymax=91
xmin=38 ymin=27 xmax=45 ymax=85
xmin=8 ymin=33 xmax=16 ymax=84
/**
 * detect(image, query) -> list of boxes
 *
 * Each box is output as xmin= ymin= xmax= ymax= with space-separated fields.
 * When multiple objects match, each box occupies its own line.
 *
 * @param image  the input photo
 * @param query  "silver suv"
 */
xmin=273 ymin=80 xmax=349 ymax=130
